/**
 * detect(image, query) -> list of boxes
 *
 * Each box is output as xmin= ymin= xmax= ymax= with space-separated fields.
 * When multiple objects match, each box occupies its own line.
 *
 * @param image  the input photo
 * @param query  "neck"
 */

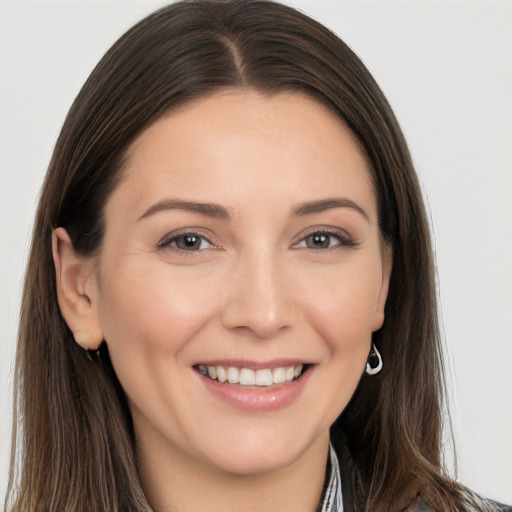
xmin=137 ymin=431 xmax=330 ymax=512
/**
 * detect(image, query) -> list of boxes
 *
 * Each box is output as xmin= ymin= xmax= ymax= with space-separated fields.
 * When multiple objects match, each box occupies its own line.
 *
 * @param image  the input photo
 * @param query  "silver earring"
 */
xmin=365 ymin=343 xmax=383 ymax=375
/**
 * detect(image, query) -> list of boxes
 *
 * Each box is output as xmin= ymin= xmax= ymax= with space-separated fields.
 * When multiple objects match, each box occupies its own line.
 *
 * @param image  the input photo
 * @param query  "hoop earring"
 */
xmin=365 ymin=343 xmax=383 ymax=375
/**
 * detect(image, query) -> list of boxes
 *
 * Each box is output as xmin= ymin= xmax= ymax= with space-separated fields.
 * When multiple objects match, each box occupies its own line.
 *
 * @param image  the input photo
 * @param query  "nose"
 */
xmin=221 ymin=252 xmax=294 ymax=339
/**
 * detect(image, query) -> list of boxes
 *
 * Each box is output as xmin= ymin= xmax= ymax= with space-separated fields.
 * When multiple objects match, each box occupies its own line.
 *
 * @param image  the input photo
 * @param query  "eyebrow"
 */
xmin=138 ymin=197 xmax=369 ymax=222
xmin=138 ymin=199 xmax=230 ymax=221
xmin=292 ymin=198 xmax=370 ymax=222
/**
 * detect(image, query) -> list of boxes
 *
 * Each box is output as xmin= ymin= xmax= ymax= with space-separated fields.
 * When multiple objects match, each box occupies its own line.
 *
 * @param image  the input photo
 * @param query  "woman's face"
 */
xmin=92 ymin=91 xmax=390 ymax=476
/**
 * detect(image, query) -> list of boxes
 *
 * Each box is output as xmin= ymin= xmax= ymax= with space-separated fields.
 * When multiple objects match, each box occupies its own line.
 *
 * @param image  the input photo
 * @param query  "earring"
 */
xmin=74 ymin=330 xmax=101 ymax=362
xmin=365 ymin=343 xmax=383 ymax=375
xmin=74 ymin=330 xmax=94 ymax=350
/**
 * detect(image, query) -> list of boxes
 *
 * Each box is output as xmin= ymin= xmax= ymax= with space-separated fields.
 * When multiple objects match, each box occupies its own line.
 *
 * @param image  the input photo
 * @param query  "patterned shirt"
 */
xmin=317 ymin=444 xmax=343 ymax=512
xmin=316 ymin=443 xmax=511 ymax=512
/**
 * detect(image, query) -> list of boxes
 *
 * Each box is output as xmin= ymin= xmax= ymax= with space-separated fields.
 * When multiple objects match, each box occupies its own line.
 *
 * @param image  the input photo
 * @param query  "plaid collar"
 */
xmin=317 ymin=444 xmax=344 ymax=512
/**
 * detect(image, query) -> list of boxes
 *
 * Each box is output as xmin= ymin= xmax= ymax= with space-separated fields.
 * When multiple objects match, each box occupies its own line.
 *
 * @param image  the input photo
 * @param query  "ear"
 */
xmin=371 ymin=242 xmax=393 ymax=332
xmin=52 ymin=227 xmax=104 ymax=350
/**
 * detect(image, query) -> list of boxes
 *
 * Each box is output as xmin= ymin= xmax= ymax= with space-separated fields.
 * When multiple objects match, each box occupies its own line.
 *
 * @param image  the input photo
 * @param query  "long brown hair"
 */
xmin=7 ymin=1 xmax=461 ymax=510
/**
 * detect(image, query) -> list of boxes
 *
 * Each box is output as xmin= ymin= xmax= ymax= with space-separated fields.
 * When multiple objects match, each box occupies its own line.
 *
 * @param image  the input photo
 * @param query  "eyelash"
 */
xmin=158 ymin=230 xmax=216 ymax=253
xmin=293 ymin=229 xmax=358 ymax=250
xmin=158 ymin=228 xmax=358 ymax=254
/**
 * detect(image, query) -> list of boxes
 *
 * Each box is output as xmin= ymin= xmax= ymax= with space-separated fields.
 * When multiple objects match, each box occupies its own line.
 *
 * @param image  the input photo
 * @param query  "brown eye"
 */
xmin=159 ymin=232 xmax=213 ymax=251
xmin=175 ymin=234 xmax=203 ymax=250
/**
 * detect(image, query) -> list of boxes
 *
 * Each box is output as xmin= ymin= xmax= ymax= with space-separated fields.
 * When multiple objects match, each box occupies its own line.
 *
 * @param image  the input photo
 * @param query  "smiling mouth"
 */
xmin=195 ymin=364 xmax=308 ymax=387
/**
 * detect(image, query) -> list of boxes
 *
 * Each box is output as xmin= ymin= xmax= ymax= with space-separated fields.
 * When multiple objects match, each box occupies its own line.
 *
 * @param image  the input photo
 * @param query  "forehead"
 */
xmin=110 ymin=90 xmax=376 ymax=219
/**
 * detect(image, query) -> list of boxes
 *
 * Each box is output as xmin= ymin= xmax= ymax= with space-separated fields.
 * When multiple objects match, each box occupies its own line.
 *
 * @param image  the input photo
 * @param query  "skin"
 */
xmin=53 ymin=91 xmax=391 ymax=512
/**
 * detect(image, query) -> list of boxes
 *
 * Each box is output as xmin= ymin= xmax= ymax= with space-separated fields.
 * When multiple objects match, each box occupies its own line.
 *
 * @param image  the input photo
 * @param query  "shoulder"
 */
xmin=330 ymin=429 xmax=511 ymax=512
xmin=406 ymin=486 xmax=512 ymax=512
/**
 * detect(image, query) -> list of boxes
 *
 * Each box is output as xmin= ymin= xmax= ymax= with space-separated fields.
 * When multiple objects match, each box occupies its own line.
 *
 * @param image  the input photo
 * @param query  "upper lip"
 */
xmin=193 ymin=358 xmax=313 ymax=370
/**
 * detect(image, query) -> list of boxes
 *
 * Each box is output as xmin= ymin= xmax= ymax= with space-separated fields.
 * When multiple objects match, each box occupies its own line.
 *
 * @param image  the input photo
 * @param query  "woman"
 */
xmin=5 ymin=1 xmax=511 ymax=511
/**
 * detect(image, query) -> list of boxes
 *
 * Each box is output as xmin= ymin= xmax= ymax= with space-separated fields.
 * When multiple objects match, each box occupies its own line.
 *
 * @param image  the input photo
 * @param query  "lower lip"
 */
xmin=198 ymin=368 xmax=313 ymax=412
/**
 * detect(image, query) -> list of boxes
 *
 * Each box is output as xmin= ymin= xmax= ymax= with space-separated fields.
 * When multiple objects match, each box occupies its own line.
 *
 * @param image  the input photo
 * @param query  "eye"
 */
xmin=159 ymin=232 xmax=213 ymax=251
xmin=303 ymin=232 xmax=340 ymax=249
xmin=295 ymin=230 xmax=357 ymax=250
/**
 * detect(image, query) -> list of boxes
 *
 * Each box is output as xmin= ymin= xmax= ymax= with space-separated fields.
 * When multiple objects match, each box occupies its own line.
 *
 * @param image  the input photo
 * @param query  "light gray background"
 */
xmin=1 ymin=0 xmax=511 ymax=505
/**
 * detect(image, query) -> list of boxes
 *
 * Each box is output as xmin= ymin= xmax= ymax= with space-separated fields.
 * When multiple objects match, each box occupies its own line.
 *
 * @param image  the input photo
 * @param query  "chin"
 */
xmin=192 ymin=425 xmax=329 ymax=477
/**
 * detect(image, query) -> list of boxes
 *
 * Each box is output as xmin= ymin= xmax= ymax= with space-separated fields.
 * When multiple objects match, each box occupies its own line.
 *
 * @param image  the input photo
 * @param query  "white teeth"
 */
xmin=272 ymin=367 xmax=285 ymax=384
xmin=239 ymin=368 xmax=256 ymax=385
xmin=199 ymin=363 xmax=306 ymax=386
xmin=227 ymin=366 xmax=239 ymax=384
xmin=216 ymin=365 xmax=227 ymax=383
xmin=285 ymin=366 xmax=295 ymax=381
xmin=255 ymin=368 xmax=273 ymax=386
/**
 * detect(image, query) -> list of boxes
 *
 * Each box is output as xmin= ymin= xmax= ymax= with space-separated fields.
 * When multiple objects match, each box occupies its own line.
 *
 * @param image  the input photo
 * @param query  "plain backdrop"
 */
xmin=1 ymin=0 xmax=511 ymax=505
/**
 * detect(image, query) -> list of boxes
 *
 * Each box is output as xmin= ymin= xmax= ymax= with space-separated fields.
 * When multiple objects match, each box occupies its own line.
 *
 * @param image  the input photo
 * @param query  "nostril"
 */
xmin=222 ymin=314 xmax=292 ymax=340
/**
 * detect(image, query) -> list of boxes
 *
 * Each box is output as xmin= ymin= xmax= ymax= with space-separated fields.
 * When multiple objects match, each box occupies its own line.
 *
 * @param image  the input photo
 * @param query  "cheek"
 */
xmin=299 ymin=262 xmax=383 ymax=353
xmin=303 ymin=271 xmax=381 ymax=419
xmin=95 ymin=258 xmax=223 ymax=430
xmin=97 ymin=257 xmax=220 ymax=357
